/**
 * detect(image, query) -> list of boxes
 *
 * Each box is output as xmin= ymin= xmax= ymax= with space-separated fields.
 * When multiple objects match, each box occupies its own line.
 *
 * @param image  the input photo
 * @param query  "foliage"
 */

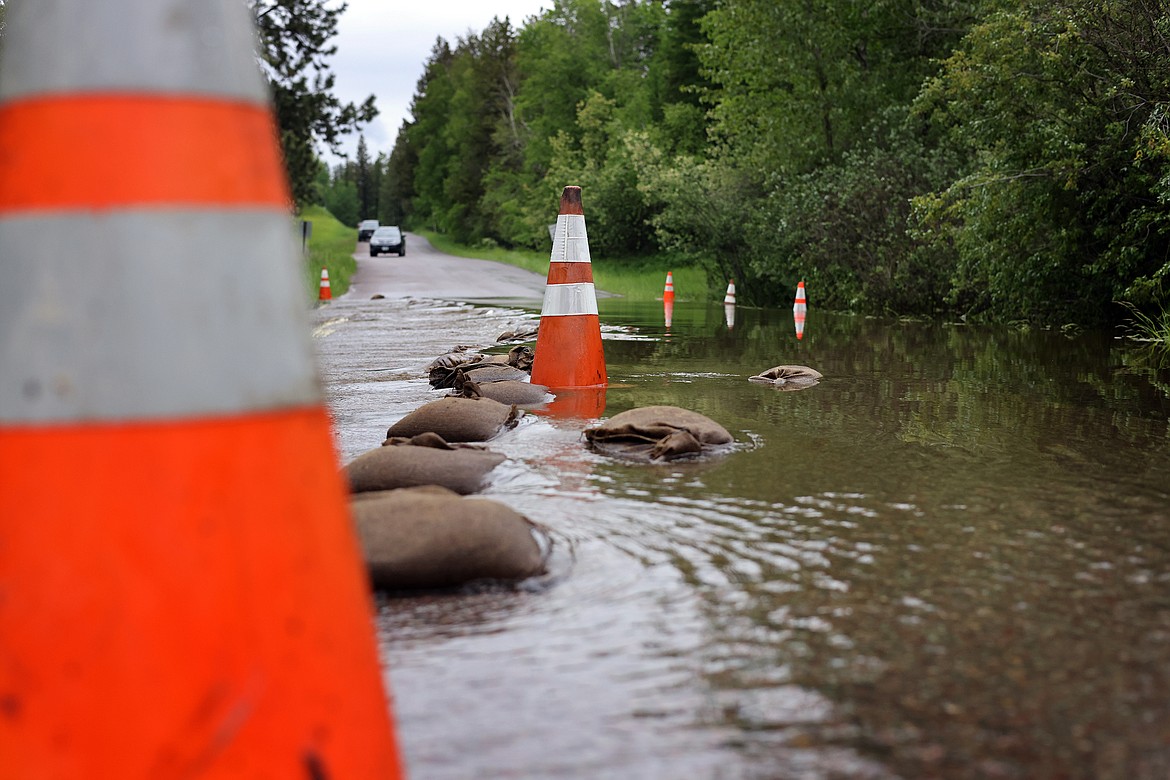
xmin=322 ymin=176 xmax=358 ymax=227
xmin=250 ymin=0 xmax=377 ymax=209
xmin=913 ymin=0 xmax=1170 ymax=324
xmin=383 ymin=0 xmax=1170 ymax=325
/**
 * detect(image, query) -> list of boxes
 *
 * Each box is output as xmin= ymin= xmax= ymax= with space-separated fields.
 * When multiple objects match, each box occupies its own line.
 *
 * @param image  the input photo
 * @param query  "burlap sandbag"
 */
xmin=748 ymin=365 xmax=822 ymax=390
xmin=481 ymin=345 xmax=534 ymax=372
xmin=344 ymin=433 xmax=506 ymax=495
xmin=385 ymin=396 xmax=519 ymax=442
xmin=584 ymin=405 xmax=734 ymax=462
xmin=351 ymin=486 xmax=549 ymax=590
xmin=453 ymin=372 xmax=550 ymax=407
xmin=497 ymin=324 xmax=539 ymax=343
xmin=428 ymin=346 xmax=532 ymax=388
xmin=464 ymin=380 xmax=550 ymax=406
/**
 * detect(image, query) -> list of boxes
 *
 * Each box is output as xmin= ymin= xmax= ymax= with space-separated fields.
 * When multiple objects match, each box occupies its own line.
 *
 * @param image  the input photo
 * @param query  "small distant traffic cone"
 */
xmin=319 ymin=267 xmax=332 ymax=301
xmin=724 ymin=279 xmax=736 ymax=329
xmin=794 ymin=280 xmax=807 ymax=340
xmin=530 ymin=186 xmax=607 ymax=389
xmin=663 ymin=273 xmax=675 ymax=328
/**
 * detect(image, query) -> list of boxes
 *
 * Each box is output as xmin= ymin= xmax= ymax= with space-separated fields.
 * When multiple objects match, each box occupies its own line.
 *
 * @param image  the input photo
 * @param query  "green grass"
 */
xmin=298 ymin=205 xmax=357 ymax=301
xmin=417 ymin=230 xmax=549 ymax=276
xmin=1119 ymin=300 xmax=1170 ymax=345
xmin=415 ymin=229 xmax=708 ymax=301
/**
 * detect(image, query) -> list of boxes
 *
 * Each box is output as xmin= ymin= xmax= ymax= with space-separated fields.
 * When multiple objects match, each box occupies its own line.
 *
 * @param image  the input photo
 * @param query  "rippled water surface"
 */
xmin=314 ymin=296 xmax=1170 ymax=780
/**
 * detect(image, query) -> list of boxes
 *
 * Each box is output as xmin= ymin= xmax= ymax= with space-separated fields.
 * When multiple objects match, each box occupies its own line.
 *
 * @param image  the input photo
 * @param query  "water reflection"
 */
xmin=590 ymin=299 xmax=1170 ymax=778
xmin=324 ymin=295 xmax=1170 ymax=780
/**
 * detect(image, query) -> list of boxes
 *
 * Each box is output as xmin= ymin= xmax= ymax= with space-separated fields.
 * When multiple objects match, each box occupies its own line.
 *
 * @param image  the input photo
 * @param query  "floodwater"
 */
xmin=312 ymin=294 xmax=1170 ymax=780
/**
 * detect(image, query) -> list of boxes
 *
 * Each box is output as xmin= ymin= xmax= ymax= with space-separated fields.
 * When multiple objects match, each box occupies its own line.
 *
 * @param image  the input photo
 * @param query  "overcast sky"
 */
xmin=324 ymin=0 xmax=551 ymax=166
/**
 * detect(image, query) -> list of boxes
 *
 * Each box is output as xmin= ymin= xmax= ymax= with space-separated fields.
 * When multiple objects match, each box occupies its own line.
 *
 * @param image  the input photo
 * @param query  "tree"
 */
xmin=914 ymin=0 xmax=1170 ymax=324
xmin=355 ymin=135 xmax=374 ymax=219
xmin=379 ymin=124 xmax=416 ymax=226
xmin=250 ymin=0 xmax=377 ymax=208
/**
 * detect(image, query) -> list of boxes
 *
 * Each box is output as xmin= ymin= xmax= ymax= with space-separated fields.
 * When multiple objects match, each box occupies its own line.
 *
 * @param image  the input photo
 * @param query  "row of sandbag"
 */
xmin=342 ymin=344 xmax=545 ymax=593
xmin=342 ymin=337 xmax=823 ymax=592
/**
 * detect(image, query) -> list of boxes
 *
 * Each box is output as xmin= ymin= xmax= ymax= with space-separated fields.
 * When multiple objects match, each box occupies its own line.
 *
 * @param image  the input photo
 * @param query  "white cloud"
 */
xmin=322 ymin=0 xmax=549 ymax=166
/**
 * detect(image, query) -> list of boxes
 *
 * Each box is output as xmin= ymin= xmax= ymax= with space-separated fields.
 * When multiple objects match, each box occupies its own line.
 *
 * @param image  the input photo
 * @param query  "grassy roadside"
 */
xmin=297 ymin=205 xmax=357 ymax=301
xmin=416 ymin=229 xmax=709 ymax=301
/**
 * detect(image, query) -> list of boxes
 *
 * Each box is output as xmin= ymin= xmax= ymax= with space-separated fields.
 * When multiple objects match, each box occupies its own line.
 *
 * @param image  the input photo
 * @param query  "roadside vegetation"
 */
xmin=306 ymin=0 xmax=1169 ymax=331
xmin=298 ymin=205 xmax=356 ymax=301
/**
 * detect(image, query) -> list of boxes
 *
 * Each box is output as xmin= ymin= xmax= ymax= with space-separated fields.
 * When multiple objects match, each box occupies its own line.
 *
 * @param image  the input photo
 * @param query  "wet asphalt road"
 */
xmin=348 ymin=232 xmax=549 ymax=306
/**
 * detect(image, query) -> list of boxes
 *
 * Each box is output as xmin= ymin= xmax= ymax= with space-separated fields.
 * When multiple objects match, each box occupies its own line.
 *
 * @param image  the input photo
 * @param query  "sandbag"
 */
xmin=428 ymin=346 xmax=532 ymax=388
xmin=427 ymin=351 xmax=483 ymax=372
xmin=453 ymin=372 xmax=551 ymax=407
xmin=385 ymin=395 xmax=519 ymax=442
xmin=351 ymin=486 xmax=550 ymax=590
xmin=431 ymin=361 xmax=528 ymax=390
xmin=343 ymin=434 xmax=506 ymax=495
xmin=497 ymin=324 xmax=539 ymax=343
xmin=748 ymin=365 xmax=822 ymax=390
xmin=481 ymin=345 xmax=534 ymax=372
xmin=584 ymin=405 xmax=734 ymax=462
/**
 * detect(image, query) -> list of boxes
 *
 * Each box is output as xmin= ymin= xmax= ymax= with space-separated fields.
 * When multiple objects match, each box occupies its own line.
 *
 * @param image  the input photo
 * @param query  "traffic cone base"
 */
xmin=532 ymin=314 xmax=607 ymax=388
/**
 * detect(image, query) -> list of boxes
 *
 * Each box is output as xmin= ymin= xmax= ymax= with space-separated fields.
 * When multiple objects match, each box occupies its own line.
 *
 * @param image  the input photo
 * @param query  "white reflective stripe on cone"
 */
xmin=0 ymin=210 xmax=320 ymax=423
xmin=540 ymin=283 xmax=600 ymax=317
xmin=0 ymin=0 xmax=267 ymax=102
xmin=550 ymin=214 xmax=592 ymax=264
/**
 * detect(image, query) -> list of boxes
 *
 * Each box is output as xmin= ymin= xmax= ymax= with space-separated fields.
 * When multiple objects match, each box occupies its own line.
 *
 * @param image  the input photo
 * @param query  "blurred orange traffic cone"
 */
xmin=794 ymin=280 xmax=807 ymax=340
xmin=724 ymin=279 xmax=736 ymax=304
xmin=0 ymin=2 xmax=402 ymax=778
xmin=531 ymin=186 xmax=607 ymax=388
xmin=319 ymin=267 xmax=333 ymax=301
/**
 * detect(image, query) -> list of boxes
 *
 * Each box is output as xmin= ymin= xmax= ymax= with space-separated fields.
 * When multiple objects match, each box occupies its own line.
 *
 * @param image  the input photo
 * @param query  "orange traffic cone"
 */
xmin=319 ymin=267 xmax=333 ymax=301
xmin=530 ymin=186 xmax=607 ymax=388
xmin=724 ymin=279 xmax=736 ymax=304
xmin=794 ymin=280 xmax=807 ymax=340
xmin=0 ymin=2 xmax=402 ymax=778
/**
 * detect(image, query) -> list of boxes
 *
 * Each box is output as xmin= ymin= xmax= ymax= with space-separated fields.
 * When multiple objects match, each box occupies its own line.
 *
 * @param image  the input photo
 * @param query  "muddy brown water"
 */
xmin=312 ymin=290 xmax=1170 ymax=780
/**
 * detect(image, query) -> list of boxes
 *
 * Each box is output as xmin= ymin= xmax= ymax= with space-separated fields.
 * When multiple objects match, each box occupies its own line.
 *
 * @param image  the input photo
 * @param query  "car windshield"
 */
xmin=373 ymin=227 xmax=400 ymax=238
xmin=360 ymin=220 xmax=378 ymax=229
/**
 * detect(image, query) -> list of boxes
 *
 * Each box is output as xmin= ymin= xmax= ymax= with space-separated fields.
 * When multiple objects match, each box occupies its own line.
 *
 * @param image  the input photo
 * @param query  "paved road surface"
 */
xmin=347 ymin=232 xmax=548 ymax=306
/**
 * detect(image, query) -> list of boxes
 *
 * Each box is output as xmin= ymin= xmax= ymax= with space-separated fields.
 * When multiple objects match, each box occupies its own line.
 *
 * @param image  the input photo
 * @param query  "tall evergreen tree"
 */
xmin=380 ymin=123 xmax=417 ymax=226
xmin=355 ymin=135 xmax=374 ymax=219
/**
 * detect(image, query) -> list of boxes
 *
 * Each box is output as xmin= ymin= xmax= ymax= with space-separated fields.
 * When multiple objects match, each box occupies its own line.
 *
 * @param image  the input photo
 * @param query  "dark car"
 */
xmin=369 ymin=226 xmax=405 ymax=257
xmin=357 ymin=219 xmax=379 ymax=242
